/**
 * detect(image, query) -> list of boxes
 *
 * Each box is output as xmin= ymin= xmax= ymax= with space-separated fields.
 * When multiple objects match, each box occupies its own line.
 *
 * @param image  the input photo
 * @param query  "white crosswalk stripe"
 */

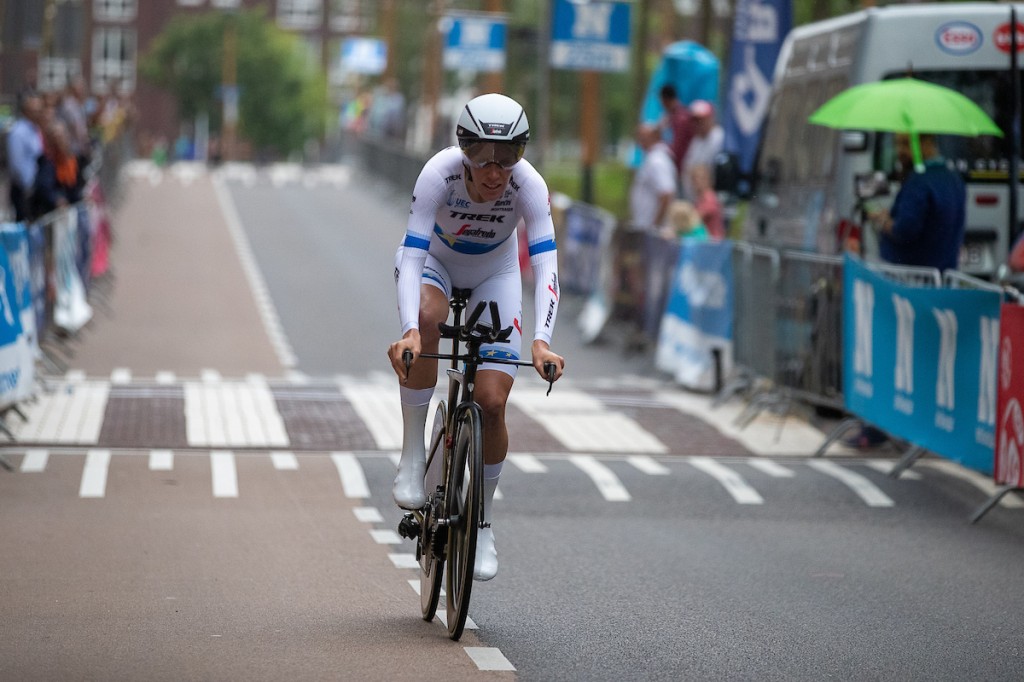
xmin=570 ymin=455 xmax=631 ymax=501
xmin=690 ymin=457 xmax=764 ymax=505
xmin=807 ymin=459 xmax=894 ymax=507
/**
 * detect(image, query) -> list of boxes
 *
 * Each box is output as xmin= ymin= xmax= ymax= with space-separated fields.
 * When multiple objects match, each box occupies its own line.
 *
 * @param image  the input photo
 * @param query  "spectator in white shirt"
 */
xmin=629 ymin=123 xmax=678 ymax=233
xmin=682 ymin=100 xmax=724 ymax=201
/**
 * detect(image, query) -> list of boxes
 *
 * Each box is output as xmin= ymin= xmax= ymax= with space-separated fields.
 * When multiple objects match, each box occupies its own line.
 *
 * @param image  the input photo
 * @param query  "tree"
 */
xmin=139 ymin=9 xmax=327 ymax=158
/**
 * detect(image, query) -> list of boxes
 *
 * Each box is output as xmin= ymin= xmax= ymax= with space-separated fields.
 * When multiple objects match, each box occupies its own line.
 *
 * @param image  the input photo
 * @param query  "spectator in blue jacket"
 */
xmin=6 ymin=89 xmax=45 ymax=222
xmin=871 ymin=133 xmax=966 ymax=272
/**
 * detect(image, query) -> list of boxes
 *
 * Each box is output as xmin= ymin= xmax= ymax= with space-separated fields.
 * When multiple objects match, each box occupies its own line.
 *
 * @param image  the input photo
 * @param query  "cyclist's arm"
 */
xmin=521 ymin=177 xmax=560 ymax=346
xmin=396 ymin=164 xmax=446 ymax=336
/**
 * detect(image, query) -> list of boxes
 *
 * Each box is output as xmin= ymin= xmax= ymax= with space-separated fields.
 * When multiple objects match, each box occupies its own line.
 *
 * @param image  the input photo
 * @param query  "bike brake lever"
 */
xmin=544 ymin=362 xmax=557 ymax=396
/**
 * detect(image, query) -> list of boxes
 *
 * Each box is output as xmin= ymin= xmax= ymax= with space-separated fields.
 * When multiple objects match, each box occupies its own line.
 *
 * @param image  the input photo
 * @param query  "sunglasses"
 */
xmin=459 ymin=141 xmax=526 ymax=170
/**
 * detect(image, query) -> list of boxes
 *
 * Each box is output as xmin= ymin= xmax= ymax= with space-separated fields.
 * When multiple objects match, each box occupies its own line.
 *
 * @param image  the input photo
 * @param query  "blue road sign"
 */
xmin=550 ymin=0 xmax=631 ymax=72
xmin=442 ymin=12 xmax=507 ymax=73
xmin=340 ymin=37 xmax=387 ymax=75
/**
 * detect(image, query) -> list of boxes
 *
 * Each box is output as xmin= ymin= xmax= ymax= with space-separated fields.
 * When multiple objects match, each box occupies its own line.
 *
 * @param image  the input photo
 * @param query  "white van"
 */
xmin=742 ymin=3 xmax=1022 ymax=277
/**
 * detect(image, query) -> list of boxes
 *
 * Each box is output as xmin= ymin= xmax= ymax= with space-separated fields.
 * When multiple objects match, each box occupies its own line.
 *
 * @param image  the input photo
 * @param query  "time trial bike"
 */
xmin=397 ymin=287 xmax=555 ymax=640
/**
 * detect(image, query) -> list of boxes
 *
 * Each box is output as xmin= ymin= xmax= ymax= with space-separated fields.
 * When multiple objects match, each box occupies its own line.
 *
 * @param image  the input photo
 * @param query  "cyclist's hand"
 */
xmin=531 ymin=340 xmax=564 ymax=382
xmin=388 ymin=330 xmax=421 ymax=383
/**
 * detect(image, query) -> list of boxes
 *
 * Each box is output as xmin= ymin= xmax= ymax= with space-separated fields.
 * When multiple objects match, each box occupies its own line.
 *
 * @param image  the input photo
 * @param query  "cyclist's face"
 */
xmin=465 ymin=162 xmax=512 ymax=203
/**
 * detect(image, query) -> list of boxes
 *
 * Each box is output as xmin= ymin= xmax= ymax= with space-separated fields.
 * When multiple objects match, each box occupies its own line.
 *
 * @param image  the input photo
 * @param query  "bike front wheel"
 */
xmin=444 ymin=404 xmax=483 ymax=641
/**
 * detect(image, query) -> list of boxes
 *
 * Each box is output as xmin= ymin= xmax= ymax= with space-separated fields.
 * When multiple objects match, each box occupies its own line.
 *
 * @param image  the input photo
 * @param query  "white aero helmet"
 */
xmin=456 ymin=93 xmax=529 ymax=169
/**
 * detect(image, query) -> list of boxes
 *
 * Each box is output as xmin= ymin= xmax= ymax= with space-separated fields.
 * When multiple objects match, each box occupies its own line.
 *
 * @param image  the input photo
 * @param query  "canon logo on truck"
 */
xmin=936 ymin=21 xmax=982 ymax=54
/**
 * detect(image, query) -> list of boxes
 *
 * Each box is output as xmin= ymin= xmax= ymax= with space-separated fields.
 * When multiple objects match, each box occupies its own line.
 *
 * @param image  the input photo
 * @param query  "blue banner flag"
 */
xmin=442 ymin=12 xmax=507 ymax=73
xmin=550 ymin=0 xmax=631 ymax=73
xmin=723 ymin=0 xmax=792 ymax=174
xmin=843 ymin=256 xmax=1001 ymax=474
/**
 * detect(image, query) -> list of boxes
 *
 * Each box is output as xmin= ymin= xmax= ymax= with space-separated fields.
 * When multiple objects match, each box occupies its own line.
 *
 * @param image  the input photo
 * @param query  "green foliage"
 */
xmin=545 ymin=159 xmax=632 ymax=219
xmin=139 ymin=8 xmax=327 ymax=156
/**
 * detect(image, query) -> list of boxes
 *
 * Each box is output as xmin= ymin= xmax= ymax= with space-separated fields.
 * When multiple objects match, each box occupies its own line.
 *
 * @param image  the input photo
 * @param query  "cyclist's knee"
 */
xmin=475 ymin=388 xmax=508 ymax=425
xmin=418 ymin=287 xmax=448 ymax=344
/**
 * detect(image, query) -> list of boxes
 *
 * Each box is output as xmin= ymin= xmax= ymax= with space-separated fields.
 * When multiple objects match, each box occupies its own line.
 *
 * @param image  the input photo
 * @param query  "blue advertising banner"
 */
xmin=656 ymin=240 xmax=734 ymax=391
xmin=0 ymin=225 xmax=27 ymax=406
xmin=340 ymin=37 xmax=387 ymax=75
xmin=1 ymin=223 xmax=36 ymax=403
xmin=843 ymin=256 xmax=1001 ymax=473
xmin=723 ymin=0 xmax=792 ymax=174
xmin=442 ymin=12 xmax=507 ymax=72
xmin=550 ymin=0 xmax=630 ymax=73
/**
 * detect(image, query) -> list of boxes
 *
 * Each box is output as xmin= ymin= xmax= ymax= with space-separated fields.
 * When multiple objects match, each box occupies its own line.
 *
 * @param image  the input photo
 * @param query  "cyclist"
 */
xmin=387 ymin=93 xmax=565 ymax=581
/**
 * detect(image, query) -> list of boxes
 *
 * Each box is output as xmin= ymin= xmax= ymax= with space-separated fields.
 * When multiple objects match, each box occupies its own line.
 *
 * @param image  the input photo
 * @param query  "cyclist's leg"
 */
xmin=466 ymin=270 xmax=522 ymax=580
xmin=393 ymin=249 xmax=451 ymax=509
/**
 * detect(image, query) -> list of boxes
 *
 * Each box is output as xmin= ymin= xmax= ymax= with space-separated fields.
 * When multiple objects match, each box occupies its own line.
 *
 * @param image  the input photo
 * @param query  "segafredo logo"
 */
xmin=936 ymin=21 xmax=982 ymax=55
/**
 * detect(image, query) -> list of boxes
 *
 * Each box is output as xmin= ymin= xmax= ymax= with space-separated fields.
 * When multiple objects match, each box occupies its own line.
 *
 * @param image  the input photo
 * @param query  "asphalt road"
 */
xmin=2 ymin=161 xmax=1023 ymax=681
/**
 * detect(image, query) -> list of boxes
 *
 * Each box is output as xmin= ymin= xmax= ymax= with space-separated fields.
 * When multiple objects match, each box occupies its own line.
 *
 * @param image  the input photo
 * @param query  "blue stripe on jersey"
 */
xmin=433 ymin=224 xmax=509 ymax=255
xmin=528 ymin=237 xmax=557 ymax=256
xmin=404 ymin=233 xmax=431 ymax=250
xmin=480 ymin=346 xmax=521 ymax=362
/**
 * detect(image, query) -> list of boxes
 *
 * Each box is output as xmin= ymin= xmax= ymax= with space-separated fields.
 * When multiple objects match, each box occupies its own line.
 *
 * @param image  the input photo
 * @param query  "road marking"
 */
xmin=79 ymin=449 xmax=111 ymax=498
xmin=110 ymin=368 xmax=132 ymax=385
xmin=570 ymin=455 xmax=630 ymax=501
xmin=922 ymin=460 xmax=1024 ymax=508
xmin=338 ymin=382 xmax=402 ymax=450
xmin=388 ymin=452 xmax=400 ymax=467
xmin=149 ymin=449 xmax=174 ymax=471
xmin=270 ymin=451 xmax=298 ymax=470
xmin=155 ymin=371 xmax=176 ymax=384
xmin=211 ymin=451 xmax=239 ymax=498
xmin=65 ymin=369 xmax=86 ymax=382
xmin=370 ymin=529 xmax=402 ymax=545
xmin=690 ymin=457 xmax=764 ymax=504
xmin=464 ymin=647 xmax=514 ymax=671
xmin=286 ymin=371 xmax=309 ymax=384
xmin=438 ymin=611 xmax=478 ymax=631
xmin=807 ymin=460 xmax=893 ymax=507
xmin=212 ymin=174 xmax=297 ymax=368
xmin=747 ymin=458 xmax=796 ymax=478
xmin=20 ymin=449 xmax=49 ymax=472
xmin=865 ymin=459 xmax=921 ymax=480
xmin=201 ymin=369 xmax=222 ymax=383
xmin=508 ymin=453 xmax=548 ymax=473
xmin=388 ymin=553 xmax=418 ymax=569
xmin=628 ymin=455 xmax=670 ymax=475
xmin=353 ymin=507 xmax=384 ymax=523
xmin=331 ymin=452 xmax=369 ymax=498
xmin=184 ymin=381 xmax=288 ymax=448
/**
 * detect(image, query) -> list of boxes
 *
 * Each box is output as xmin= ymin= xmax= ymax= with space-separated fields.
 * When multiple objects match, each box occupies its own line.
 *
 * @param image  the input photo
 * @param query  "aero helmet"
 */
xmin=456 ymin=93 xmax=529 ymax=169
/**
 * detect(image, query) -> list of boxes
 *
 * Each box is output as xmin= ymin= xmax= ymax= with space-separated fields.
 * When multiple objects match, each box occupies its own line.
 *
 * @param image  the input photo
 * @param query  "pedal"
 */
xmin=397 ymin=513 xmax=420 ymax=540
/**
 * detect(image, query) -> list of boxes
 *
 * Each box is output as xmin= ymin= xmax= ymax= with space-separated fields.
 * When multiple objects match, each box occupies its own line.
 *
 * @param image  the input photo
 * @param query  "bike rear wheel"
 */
xmin=444 ymin=405 xmax=483 ymax=640
xmin=419 ymin=402 xmax=447 ymax=621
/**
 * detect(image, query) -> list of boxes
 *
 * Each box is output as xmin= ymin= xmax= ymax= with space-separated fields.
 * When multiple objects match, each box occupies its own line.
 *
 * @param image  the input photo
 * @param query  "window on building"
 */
xmin=212 ymin=0 xmax=243 ymax=8
xmin=330 ymin=0 xmax=368 ymax=33
xmin=94 ymin=0 xmax=137 ymax=22
xmin=278 ymin=0 xmax=322 ymax=31
xmin=177 ymin=0 xmax=204 ymax=6
xmin=92 ymin=27 xmax=136 ymax=93
xmin=38 ymin=58 xmax=82 ymax=93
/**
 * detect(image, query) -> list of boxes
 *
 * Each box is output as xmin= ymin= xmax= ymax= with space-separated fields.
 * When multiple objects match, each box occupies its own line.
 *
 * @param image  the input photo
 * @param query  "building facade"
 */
xmin=1 ymin=0 xmax=373 ymax=156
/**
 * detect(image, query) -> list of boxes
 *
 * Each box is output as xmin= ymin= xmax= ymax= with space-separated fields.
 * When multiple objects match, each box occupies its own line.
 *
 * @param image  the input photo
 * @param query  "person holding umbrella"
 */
xmin=868 ymin=132 xmax=966 ymax=272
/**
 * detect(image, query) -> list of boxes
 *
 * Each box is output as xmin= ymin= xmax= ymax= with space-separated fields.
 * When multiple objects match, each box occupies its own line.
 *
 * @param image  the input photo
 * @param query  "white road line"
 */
xmin=570 ymin=455 xmax=630 ymax=501
xmin=211 ymin=451 xmax=239 ymax=498
xmin=865 ymin=459 xmax=921 ymax=480
xmin=747 ymin=458 xmax=796 ymax=478
xmin=807 ymin=460 xmax=894 ymax=507
xmin=464 ymin=647 xmax=514 ymax=671
xmin=388 ymin=452 xmax=401 ymax=467
xmin=690 ymin=457 xmax=764 ymax=505
xmin=628 ymin=455 xmax=670 ymax=475
xmin=79 ymin=449 xmax=111 ymax=498
xmin=212 ymin=174 xmax=297 ymax=368
xmin=389 ymin=553 xmax=418 ymax=569
xmin=508 ymin=453 xmax=548 ymax=473
xmin=65 ymin=369 xmax=86 ymax=382
xmin=20 ymin=449 xmax=49 ymax=472
xmin=155 ymin=371 xmax=176 ymax=384
xmin=437 ymin=611 xmax=478 ymax=631
xmin=370 ymin=529 xmax=403 ymax=545
xmin=270 ymin=451 xmax=298 ymax=470
xmin=285 ymin=371 xmax=309 ymax=384
xmin=407 ymin=579 xmax=445 ymax=597
xmin=331 ymin=452 xmax=370 ymax=498
xmin=201 ymin=369 xmax=222 ymax=383
xmin=149 ymin=450 xmax=174 ymax=471
xmin=339 ymin=382 xmax=402 ymax=450
xmin=110 ymin=368 xmax=132 ymax=384
xmin=353 ymin=507 xmax=384 ymax=523
xmin=922 ymin=460 xmax=1024 ymax=508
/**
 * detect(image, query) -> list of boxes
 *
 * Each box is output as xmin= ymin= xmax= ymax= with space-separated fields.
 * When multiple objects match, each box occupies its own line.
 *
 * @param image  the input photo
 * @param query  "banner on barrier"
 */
xmin=843 ymin=256 xmax=1000 ymax=473
xmin=0 ymin=225 xmax=30 ymax=406
xmin=995 ymin=303 xmax=1024 ymax=488
xmin=656 ymin=240 xmax=733 ymax=391
xmin=1 ymin=225 xmax=37 ymax=402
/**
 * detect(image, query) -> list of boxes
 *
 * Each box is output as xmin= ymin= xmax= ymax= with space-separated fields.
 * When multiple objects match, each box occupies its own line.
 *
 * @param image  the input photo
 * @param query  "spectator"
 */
xmin=58 ymin=75 xmax=92 ymax=170
xmin=845 ymin=132 xmax=966 ymax=450
xmin=6 ymin=89 xmax=45 ymax=222
xmin=658 ymin=84 xmax=694 ymax=181
xmin=682 ymin=100 xmax=724 ymax=200
xmin=1010 ymin=232 xmax=1024 ymax=272
xmin=691 ymin=164 xmax=725 ymax=240
xmin=629 ymin=123 xmax=678 ymax=232
xmin=31 ymin=119 xmax=82 ymax=219
xmin=668 ymin=200 xmax=709 ymax=240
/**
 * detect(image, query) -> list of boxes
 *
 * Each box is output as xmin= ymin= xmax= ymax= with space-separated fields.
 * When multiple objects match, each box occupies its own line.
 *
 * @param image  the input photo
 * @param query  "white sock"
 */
xmin=482 ymin=462 xmax=503 ymax=522
xmin=393 ymin=386 xmax=433 ymax=509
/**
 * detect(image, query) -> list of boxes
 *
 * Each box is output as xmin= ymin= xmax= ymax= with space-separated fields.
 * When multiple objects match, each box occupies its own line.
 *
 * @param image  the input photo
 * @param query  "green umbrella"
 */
xmin=809 ymin=77 xmax=1003 ymax=169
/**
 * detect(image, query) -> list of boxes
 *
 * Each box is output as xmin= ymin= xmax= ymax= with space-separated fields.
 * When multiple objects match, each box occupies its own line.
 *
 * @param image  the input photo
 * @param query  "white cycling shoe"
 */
xmin=474 ymin=527 xmax=498 ymax=581
xmin=392 ymin=459 xmax=426 ymax=510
